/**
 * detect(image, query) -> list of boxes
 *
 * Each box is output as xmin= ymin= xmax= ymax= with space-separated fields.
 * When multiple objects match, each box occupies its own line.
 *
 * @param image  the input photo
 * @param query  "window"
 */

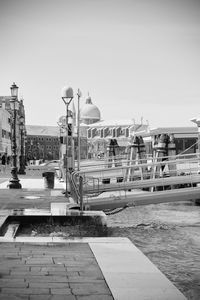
xmin=87 ymin=129 xmax=91 ymax=138
xmin=2 ymin=129 xmax=6 ymax=138
xmin=108 ymin=129 xmax=112 ymax=136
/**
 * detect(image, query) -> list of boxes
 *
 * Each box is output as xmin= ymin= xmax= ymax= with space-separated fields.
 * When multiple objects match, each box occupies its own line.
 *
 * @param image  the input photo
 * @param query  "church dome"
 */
xmin=80 ymin=95 xmax=101 ymax=124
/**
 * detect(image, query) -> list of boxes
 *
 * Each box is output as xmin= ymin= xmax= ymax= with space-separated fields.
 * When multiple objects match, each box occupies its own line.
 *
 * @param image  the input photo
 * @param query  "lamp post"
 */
xmin=18 ymin=116 xmax=26 ymax=174
xmin=61 ymin=86 xmax=74 ymax=198
xmin=77 ymin=89 xmax=82 ymax=171
xmin=57 ymin=121 xmax=63 ymax=160
xmin=57 ymin=118 xmax=66 ymax=182
xmin=8 ymin=83 xmax=22 ymax=189
xmin=24 ymin=131 xmax=27 ymax=166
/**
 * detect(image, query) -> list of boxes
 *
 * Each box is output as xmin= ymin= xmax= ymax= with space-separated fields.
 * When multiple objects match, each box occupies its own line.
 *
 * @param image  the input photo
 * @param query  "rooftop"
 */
xmin=149 ymin=126 xmax=198 ymax=134
xmin=26 ymin=125 xmax=59 ymax=136
xmin=88 ymin=119 xmax=140 ymax=127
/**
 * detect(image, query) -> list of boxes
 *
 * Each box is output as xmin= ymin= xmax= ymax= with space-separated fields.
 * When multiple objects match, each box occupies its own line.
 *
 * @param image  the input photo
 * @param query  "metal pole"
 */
xmin=13 ymin=107 xmax=17 ymax=171
xmin=8 ymin=101 xmax=22 ymax=188
xmin=18 ymin=126 xmax=26 ymax=174
xmin=77 ymin=92 xmax=80 ymax=171
xmin=197 ymin=126 xmax=200 ymax=171
xmin=65 ymin=103 xmax=69 ymax=198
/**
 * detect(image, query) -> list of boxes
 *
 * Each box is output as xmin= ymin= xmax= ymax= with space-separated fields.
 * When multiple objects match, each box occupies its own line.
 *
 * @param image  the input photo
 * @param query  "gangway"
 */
xmin=69 ymin=152 xmax=200 ymax=210
xmin=83 ymin=186 xmax=200 ymax=211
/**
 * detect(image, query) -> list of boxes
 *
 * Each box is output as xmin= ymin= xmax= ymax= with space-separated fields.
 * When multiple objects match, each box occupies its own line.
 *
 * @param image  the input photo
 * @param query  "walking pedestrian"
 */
xmin=1 ymin=153 xmax=6 ymax=172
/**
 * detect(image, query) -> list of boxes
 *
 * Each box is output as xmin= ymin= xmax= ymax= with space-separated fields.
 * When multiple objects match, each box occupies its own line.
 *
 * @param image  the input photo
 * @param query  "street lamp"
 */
xmin=8 ymin=83 xmax=22 ymax=189
xmin=61 ymin=86 xmax=74 ymax=198
xmin=77 ymin=89 xmax=82 ymax=171
xmin=24 ymin=131 xmax=27 ymax=166
xmin=18 ymin=116 xmax=26 ymax=174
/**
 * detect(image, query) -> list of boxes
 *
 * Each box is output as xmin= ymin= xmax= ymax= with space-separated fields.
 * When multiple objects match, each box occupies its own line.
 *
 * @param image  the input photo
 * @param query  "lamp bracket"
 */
xmin=62 ymin=97 xmax=73 ymax=106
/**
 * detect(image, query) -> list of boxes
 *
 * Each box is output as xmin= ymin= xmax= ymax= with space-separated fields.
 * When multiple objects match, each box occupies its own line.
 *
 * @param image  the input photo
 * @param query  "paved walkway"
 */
xmin=0 ymin=178 xmax=65 ymax=190
xmin=0 ymin=178 xmax=68 ymax=211
xmin=0 ymin=242 xmax=113 ymax=300
xmin=0 ymin=238 xmax=187 ymax=300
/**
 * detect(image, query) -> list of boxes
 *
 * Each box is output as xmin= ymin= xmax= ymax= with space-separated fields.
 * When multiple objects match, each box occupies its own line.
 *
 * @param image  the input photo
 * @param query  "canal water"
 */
xmin=107 ymin=200 xmax=200 ymax=300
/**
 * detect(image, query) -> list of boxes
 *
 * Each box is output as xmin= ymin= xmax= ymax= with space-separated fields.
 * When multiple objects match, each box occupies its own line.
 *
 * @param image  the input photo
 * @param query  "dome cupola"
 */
xmin=80 ymin=94 xmax=101 ymax=125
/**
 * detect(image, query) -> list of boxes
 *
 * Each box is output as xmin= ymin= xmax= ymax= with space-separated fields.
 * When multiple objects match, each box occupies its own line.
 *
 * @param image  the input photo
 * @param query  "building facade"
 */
xmin=86 ymin=120 xmax=148 ymax=158
xmin=0 ymin=106 xmax=11 ymax=156
xmin=0 ymin=96 xmax=26 ymax=166
xmin=25 ymin=125 xmax=60 ymax=161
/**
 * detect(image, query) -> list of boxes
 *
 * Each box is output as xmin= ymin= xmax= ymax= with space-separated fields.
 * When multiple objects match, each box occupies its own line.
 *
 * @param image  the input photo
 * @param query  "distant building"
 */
xmin=141 ymin=127 xmax=198 ymax=155
xmin=0 ymin=105 xmax=11 ymax=155
xmin=0 ymin=96 xmax=26 ymax=166
xmin=58 ymin=95 xmax=200 ymax=162
xmin=87 ymin=119 xmax=148 ymax=158
xmin=26 ymin=125 xmax=60 ymax=161
xmin=58 ymin=94 xmax=149 ymax=159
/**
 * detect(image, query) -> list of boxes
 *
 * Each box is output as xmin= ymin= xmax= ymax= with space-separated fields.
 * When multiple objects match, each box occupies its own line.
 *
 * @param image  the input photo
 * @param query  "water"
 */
xmin=107 ymin=201 xmax=200 ymax=300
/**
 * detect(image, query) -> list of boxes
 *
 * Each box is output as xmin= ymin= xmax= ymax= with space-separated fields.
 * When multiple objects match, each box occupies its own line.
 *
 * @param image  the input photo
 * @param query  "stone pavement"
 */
xmin=0 ymin=242 xmax=113 ymax=300
xmin=0 ymin=177 xmax=65 ymax=190
xmin=0 ymin=238 xmax=187 ymax=300
xmin=0 ymin=178 xmax=68 ymax=211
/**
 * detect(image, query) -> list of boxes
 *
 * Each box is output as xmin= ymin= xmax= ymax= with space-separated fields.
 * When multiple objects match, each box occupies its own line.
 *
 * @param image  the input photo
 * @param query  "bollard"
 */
xmin=79 ymin=175 xmax=83 ymax=211
xmin=167 ymin=134 xmax=177 ymax=177
xmin=42 ymin=171 xmax=55 ymax=189
xmin=125 ymin=136 xmax=139 ymax=182
xmin=138 ymin=136 xmax=147 ymax=179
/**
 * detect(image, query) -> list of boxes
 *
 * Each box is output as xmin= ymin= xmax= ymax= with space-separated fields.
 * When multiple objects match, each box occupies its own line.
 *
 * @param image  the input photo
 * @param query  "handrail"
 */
xmin=77 ymin=152 xmax=200 ymax=164
xmin=74 ymin=156 xmax=199 ymax=176
xmin=74 ymin=152 xmax=200 ymax=172
xmin=80 ymin=173 xmax=200 ymax=194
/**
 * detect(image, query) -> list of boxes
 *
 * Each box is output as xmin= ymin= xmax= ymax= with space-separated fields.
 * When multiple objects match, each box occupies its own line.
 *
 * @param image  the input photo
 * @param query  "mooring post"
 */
xmin=79 ymin=175 xmax=83 ymax=211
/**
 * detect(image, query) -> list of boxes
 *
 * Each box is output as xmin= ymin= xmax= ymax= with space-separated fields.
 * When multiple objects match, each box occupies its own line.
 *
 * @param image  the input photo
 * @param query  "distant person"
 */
xmin=6 ymin=156 xmax=10 ymax=166
xmin=1 ymin=154 xmax=6 ymax=172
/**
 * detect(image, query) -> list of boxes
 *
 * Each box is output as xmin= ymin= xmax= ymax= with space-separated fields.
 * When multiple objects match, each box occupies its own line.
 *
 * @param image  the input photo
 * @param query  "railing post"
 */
xmin=79 ymin=175 xmax=83 ymax=211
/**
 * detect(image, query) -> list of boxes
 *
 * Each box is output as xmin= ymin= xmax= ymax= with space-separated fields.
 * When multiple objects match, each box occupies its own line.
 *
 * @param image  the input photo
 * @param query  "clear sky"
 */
xmin=0 ymin=0 xmax=200 ymax=128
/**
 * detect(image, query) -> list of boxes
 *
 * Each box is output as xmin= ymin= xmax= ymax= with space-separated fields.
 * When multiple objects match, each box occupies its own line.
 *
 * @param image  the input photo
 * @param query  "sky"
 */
xmin=0 ymin=0 xmax=200 ymax=128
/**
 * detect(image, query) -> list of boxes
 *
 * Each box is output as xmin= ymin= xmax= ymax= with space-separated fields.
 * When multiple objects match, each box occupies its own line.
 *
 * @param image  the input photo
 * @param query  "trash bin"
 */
xmin=42 ymin=171 xmax=55 ymax=189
